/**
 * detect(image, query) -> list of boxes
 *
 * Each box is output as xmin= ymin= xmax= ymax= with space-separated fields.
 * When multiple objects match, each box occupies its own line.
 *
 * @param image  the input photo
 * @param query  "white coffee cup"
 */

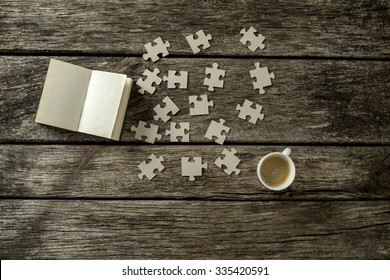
xmin=256 ymin=148 xmax=296 ymax=191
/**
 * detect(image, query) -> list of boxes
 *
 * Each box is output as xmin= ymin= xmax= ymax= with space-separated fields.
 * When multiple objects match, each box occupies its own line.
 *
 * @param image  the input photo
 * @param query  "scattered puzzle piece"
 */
xmin=138 ymin=154 xmax=165 ymax=180
xmin=181 ymin=157 xmax=207 ymax=181
xmin=240 ymin=26 xmax=265 ymax=52
xmin=214 ymin=148 xmax=241 ymax=175
xmin=249 ymin=62 xmax=275 ymax=94
xmin=153 ymin=96 xmax=180 ymax=123
xmin=189 ymin=95 xmax=214 ymax=116
xmin=165 ymin=122 xmax=190 ymax=142
xmin=186 ymin=29 xmax=212 ymax=54
xmin=205 ymin=118 xmax=230 ymax=145
xmin=163 ymin=70 xmax=188 ymax=89
xmin=236 ymin=99 xmax=264 ymax=124
xmin=136 ymin=68 xmax=162 ymax=95
xmin=131 ymin=121 xmax=162 ymax=144
xmin=143 ymin=37 xmax=170 ymax=62
xmin=204 ymin=63 xmax=226 ymax=91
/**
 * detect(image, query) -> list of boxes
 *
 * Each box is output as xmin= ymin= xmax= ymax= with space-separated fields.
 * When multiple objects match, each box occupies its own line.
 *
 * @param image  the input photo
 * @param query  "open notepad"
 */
xmin=35 ymin=59 xmax=133 ymax=140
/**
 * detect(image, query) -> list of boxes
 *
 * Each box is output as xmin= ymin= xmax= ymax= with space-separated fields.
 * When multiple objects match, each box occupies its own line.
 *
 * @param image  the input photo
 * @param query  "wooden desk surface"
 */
xmin=0 ymin=0 xmax=389 ymax=259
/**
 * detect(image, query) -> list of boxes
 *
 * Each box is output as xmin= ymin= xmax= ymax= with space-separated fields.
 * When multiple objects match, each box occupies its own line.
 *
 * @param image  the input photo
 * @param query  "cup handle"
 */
xmin=283 ymin=148 xmax=291 ymax=157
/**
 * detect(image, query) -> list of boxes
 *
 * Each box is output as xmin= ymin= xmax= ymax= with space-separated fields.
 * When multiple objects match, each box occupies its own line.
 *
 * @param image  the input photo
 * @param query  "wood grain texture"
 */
xmin=1 ymin=145 xmax=389 ymax=200
xmin=0 ymin=0 xmax=389 ymax=58
xmin=0 ymin=56 xmax=389 ymax=144
xmin=1 ymin=0 xmax=389 ymax=261
xmin=1 ymin=200 xmax=389 ymax=259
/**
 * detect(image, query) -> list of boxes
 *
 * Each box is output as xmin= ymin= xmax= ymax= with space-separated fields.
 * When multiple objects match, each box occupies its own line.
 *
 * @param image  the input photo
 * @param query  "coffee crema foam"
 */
xmin=260 ymin=155 xmax=290 ymax=187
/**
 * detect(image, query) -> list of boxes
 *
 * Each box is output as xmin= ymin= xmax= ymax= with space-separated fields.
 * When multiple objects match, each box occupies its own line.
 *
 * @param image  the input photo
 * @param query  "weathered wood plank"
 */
xmin=0 ymin=0 xmax=389 ymax=58
xmin=1 ymin=145 xmax=389 ymax=200
xmin=0 ymin=56 xmax=389 ymax=144
xmin=1 ymin=200 xmax=389 ymax=259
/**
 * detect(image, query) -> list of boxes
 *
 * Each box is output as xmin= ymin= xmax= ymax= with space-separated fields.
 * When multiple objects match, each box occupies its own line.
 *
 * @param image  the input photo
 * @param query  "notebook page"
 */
xmin=78 ymin=70 xmax=126 ymax=139
xmin=35 ymin=59 xmax=91 ymax=131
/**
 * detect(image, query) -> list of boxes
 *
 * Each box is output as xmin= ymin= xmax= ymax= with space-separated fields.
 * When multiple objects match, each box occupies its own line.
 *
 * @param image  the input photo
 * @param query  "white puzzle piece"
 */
xmin=249 ymin=62 xmax=275 ymax=94
xmin=214 ymin=148 xmax=241 ymax=175
xmin=163 ymin=70 xmax=188 ymax=89
xmin=143 ymin=37 xmax=170 ymax=62
xmin=186 ymin=29 xmax=212 ymax=54
xmin=165 ymin=122 xmax=190 ymax=142
xmin=240 ymin=27 xmax=265 ymax=52
xmin=131 ymin=121 xmax=162 ymax=144
xmin=153 ymin=96 xmax=180 ymax=123
xmin=136 ymin=68 xmax=162 ymax=95
xmin=181 ymin=157 xmax=207 ymax=181
xmin=236 ymin=99 xmax=265 ymax=124
xmin=189 ymin=95 xmax=214 ymax=116
xmin=205 ymin=118 xmax=230 ymax=145
xmin=204 ymin=63 xmax=226 ymax=91
xmin=138 ymin=154 xmax=165 ymax=180
xmin=250 ymin=62 xmax=275 ymax=94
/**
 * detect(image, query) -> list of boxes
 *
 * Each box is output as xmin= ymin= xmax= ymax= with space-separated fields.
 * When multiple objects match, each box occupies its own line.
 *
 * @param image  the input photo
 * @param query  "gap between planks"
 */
xmin=0 ymin=142 xmax=389 ymax=147
xmin=1 ymin=51 xmax=390 ymax=61
xmin=1 ymin=197 xmax=390 ymax=202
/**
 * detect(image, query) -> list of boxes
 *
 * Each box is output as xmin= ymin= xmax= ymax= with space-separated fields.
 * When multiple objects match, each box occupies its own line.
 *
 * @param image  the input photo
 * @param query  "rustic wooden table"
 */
xmin=0 ymin=0 xmax=389 ymax=259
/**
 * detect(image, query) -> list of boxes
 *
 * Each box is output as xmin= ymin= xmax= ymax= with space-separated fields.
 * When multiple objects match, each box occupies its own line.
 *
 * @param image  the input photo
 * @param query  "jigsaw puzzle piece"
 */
xmin=138 ymin=154 xmax=165 ymax=180
xmin=136 ymin=68 xmax=162 ymax=95
xmin=130 ymin=121 xmax=162 ymax=144
xmin=236 ymin=99 xmax=264 ymax=124
xmin=165 ymin=122 xmax=190 ymax=142
xmin=143 ymin=37 xmax=170 ymax=62
xmin=181 ymin=157 xmax=207 ymax=181
xmin=189 ymin=95 xmax=214 ymax=116
xmin=153 ymin=96 xmax=180 ymax=123
xmin=204 ymin=63 xmax=226 ymax=91
xmin=205 ymin=118 xmax=230 ymax=145
xmin=249 ymin=62 xmax=275 ymax=94
xmin=163 ymin=70 xmax=188 ymax=89
xmin=186 ymin=29 xmax=212 ymax=54
xmin=214 ymin=148 xmax=241 ymax=175
xmin=240 ymin=26 xmax=265 ymax=52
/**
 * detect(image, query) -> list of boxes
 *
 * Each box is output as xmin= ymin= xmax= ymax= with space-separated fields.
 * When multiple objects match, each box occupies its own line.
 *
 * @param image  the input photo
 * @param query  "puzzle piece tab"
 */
xmin=138 ymin=154 xmax=165 ymax=180
xmin=240 ymin=27 xmax=265 ymax=52
xmin=186 ymin=29 xmax=212 ymax=54
xmin=131 ymin=121 xmax=162 ymax=144
xmin=249 ymin=62 xmax=275 ymax=94
xmin=189 ymin=95 xmax=214 ymax=116
xmin=181 ymin=157 xmax=207 ymax=181
xmin=214 ymin=148 xmax=241 ymax=175
xmin=205 ymin=118 xmax=230 ymax=145
xmin=163 ymin=70 xmax=188 ymax=89
xmin=236 ymin=99 xmax=264 ymax=124
xmin=165 ymin=122 xmax=190 ymax=142
xmin=143 ymin=37 xmax=170 ymax=62
xmin=153 ymin=96 xmax=180 ymax=123
xmin=136 ymin=68 xmax=162 ymax=95
xmin=204 ymin=63 xmax=225 ymax=91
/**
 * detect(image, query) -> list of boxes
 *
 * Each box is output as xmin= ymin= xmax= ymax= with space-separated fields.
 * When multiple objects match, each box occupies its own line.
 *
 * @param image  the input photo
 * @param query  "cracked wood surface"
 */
xmin=0 ymin=0 xmax=389 ymax=58
xmin=0 ymin=56 xmax=389 ymax=144
xmin=0 ymin=145 xmax=389 ymax=200
xmin=0 ymin=0 xmax=389 ymax=259
xmin=1 ymin=200 xmax=389 ymax=259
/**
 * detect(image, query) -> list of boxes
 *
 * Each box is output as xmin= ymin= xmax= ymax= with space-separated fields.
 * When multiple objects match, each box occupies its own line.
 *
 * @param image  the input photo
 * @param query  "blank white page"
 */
xmin=78 ymin=70 xmax=127 ymax=139
xmin=35 ymin=59 xmax=91 ymax=131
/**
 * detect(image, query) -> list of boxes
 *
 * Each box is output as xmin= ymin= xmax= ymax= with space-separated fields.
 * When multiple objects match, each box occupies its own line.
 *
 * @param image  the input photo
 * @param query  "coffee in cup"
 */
xmin=257 ymin=148 xmax=296 ymax=191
